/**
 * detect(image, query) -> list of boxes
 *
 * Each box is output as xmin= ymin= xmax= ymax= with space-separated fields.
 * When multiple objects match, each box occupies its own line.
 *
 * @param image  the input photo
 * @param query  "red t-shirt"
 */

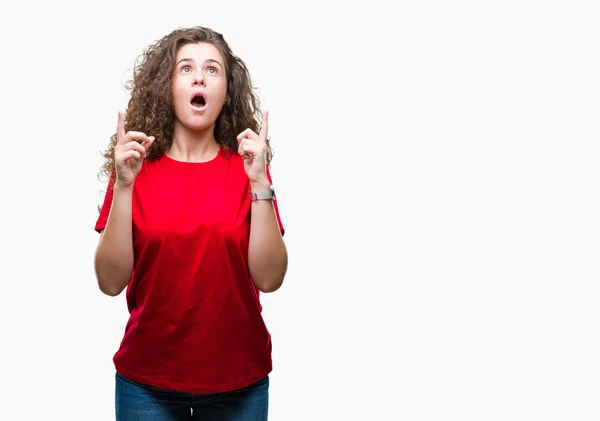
xmin=94 ymin=147 xmax=284 ymax=394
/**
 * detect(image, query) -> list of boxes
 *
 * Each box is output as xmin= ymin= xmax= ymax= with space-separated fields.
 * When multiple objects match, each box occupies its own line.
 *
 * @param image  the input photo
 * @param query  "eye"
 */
xmin=181 ymin=65 xmax=192 ymax=73
xmin=206 ymin=66 xmax=217 ymax=74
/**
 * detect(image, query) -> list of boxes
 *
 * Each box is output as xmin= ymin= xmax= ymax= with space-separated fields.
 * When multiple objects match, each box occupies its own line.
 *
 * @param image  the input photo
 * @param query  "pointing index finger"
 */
xmin=259 ymin=110 xmax=269 ymax=141
xmin=117 ymin=111 xmax=126 ymax=143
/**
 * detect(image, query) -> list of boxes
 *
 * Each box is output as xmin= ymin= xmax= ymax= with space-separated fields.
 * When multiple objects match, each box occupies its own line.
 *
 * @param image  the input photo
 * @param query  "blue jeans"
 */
xmin=115 ymin=372 xmax=269 ymax=421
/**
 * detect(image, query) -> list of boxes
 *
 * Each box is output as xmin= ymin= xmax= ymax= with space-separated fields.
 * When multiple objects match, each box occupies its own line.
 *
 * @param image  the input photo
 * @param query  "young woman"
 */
xmin=94 ymin=26 xmax=288 ymax=421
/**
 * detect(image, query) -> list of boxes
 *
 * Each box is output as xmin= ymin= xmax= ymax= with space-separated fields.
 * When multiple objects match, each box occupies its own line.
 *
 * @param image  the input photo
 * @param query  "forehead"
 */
xmin=175 ymin=42 xmax=224 ymax=63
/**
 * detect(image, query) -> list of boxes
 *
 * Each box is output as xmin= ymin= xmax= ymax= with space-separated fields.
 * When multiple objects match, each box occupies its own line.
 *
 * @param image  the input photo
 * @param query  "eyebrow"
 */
xmin=175 ymin=58 xmax=224 ymax=69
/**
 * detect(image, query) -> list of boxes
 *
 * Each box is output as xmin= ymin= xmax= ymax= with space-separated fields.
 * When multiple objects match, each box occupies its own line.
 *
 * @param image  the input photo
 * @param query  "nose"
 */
xmin=193 ymin=71 xmax=205 ymax=87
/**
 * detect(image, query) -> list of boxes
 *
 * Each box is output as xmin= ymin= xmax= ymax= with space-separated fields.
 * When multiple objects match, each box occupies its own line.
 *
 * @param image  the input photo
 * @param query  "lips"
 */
xmin=190 ymin=92 xmax=207 ymax=109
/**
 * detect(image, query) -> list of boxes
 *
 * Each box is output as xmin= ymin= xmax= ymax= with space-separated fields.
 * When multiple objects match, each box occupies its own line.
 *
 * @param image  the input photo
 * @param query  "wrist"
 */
xmin=114 ymin=181 xmax=134 ymax=193
xmin=250 ymin=178 xmax=270 ymax=192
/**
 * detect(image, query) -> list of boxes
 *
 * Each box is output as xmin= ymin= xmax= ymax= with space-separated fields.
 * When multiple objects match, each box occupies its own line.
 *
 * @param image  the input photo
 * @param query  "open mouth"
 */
xmin=190 ymin=93 xmax=206 ymax=108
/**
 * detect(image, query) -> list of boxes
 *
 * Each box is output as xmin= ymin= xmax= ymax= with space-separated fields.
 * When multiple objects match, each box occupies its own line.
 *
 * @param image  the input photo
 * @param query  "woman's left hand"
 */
xmin=237 ymin=111 xmax=270 ymax=187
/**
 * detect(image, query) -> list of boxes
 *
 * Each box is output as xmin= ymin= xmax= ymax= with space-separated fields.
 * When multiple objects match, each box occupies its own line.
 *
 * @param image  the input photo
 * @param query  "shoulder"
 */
xmin=220 ymin=146 xmax=242 ymax=164
xmin=219 ymin=147 xmax=247 ymax=175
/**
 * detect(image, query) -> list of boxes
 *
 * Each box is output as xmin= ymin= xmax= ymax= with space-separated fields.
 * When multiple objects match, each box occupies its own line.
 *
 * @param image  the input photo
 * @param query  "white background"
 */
xmin=0 ymin=0 xmax=599 ymax=420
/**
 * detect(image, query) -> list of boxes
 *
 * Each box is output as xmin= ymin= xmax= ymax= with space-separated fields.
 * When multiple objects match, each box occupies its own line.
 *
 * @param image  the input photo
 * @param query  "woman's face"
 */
xmin=171 ymin=42 xmax=227 ymax=132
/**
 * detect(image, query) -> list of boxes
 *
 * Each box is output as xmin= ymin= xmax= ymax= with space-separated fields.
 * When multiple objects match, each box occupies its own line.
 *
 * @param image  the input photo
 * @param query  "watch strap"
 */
xmin=250 ymin=185 xmax=275 ymax=201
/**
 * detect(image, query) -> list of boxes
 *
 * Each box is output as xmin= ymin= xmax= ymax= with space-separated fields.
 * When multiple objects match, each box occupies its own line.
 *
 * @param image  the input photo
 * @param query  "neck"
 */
xmin=168 ymin=121 xmax=220 ymax=162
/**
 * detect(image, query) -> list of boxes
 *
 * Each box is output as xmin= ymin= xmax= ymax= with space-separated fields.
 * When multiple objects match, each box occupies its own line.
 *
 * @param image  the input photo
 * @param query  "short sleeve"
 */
xmin=266 ymin=166 xmax=285 ymax=236
xmin=94 ymin=176 xmax=115 ymax=233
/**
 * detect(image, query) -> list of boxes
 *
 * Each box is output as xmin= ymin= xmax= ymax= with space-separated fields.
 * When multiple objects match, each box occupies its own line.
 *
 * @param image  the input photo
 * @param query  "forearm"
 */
xmin=248 ymin=186 xmax=288 ymax=293
xmin=94 ymin=184 xmax=135 ymax=296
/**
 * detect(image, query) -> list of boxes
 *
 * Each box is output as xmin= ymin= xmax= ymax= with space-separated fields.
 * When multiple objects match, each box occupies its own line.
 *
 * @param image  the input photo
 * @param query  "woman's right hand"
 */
xmin=114 ymin=111 xmax=155 ymax=189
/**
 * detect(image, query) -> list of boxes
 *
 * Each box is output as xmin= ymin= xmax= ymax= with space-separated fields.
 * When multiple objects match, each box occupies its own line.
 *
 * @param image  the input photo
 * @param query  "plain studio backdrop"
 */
xmin=0 ymin=1 xmax=599 ymax=420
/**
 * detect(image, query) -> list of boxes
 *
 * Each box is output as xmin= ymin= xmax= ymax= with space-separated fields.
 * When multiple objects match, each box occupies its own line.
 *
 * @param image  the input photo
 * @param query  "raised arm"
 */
xmin=237 ymin=111 xmax=288 ymax=292
xmin=94 ymin=112 xmax=154 ymax=296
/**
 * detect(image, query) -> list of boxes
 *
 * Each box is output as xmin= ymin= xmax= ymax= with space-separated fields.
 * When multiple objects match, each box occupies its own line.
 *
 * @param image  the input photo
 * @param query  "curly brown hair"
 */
xmin=98 ymin=26 xmax=272 ymax=183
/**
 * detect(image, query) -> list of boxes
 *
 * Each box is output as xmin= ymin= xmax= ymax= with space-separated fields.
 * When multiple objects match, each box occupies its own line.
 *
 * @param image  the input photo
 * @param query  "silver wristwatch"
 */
xmin=250 ymin=184 xmax=275 ymax=202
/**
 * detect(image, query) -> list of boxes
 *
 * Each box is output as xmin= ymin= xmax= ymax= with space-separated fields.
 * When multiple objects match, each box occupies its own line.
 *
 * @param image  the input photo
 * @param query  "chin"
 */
xmin=187 ymin=121 xmax=213 ymax=131
xmin=179 ymin=115 xmax=215 ymax=131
